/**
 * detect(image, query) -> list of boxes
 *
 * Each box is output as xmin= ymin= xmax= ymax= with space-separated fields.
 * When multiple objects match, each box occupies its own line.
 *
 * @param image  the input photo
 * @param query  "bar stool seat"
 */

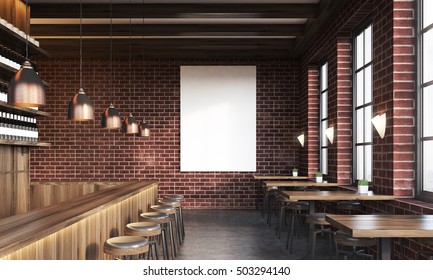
xmin=164 ymin=194 xmax=184 ymax=201
xmin=103 ymin=236 xmax=149 ymax=259
xmin=333 ymin=230 xmax=376 ymax=259
xmin=125 ymin=222 xmax=161 ymax=260
xmin=151 ymin=204 xmax=176 ymax=215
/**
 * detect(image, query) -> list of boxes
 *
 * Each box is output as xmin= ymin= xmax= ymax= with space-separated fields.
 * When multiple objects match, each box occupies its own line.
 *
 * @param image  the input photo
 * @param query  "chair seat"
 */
xmin=287 ymin=201 xmax=309 ymax=211
xmin=336 ymin=201 xmax=362 ymax=211
xmin=125 ymin=222 xmax=161 ymax=236
xmin=334 ymin=230 xmax=376 ymax=247
xmin=104 ymin=236 xmax=149 ymax=256
xmin=306 ymin=213 xmax=330 ymax=225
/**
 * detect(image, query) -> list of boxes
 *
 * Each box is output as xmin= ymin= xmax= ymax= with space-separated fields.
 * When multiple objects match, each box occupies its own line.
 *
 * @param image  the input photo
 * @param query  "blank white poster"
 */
xmin=180 ymin=66 xmax=256 ymax=172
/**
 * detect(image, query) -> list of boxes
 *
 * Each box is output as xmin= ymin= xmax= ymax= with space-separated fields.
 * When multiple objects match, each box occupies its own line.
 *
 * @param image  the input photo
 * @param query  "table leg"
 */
xmin=379 ymin=238 xmax=391 ymax=260
xmin=309 ymin=201 xmax=315 ymax=214
xmin=307 ymin=201 xmax=315 ymax=259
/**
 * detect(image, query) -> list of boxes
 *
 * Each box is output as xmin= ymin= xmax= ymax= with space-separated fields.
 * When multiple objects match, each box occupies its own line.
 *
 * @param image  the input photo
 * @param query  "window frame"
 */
xmin=319 ymin=61 xmax=329 ymax=175
xmin=353 ymin=23 xmax=373 ymax=183
xmin=417 ymin=0 xmax=433 ymax=201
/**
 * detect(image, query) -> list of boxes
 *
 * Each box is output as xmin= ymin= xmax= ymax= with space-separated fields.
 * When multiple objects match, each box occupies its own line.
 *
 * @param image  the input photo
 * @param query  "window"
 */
xmin=353 ymin=24 xmax=373 ymax=182
xmin=320 ymin=62 xmax=328 ymax=175
xmin=419 ymin=0 xmax=433 ymax=196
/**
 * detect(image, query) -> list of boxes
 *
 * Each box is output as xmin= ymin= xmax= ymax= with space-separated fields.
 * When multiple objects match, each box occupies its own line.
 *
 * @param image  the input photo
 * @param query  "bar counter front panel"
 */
xmin=0 ymin=180 xmax=158 ymax=260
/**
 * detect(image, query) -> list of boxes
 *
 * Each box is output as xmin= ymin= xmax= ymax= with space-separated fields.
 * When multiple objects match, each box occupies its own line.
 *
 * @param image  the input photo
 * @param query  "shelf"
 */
xmin=0 ymin=101 xmax=50 ymax=117
xmin=0 ymin=25 xmax=49 ymax=58
xmin=0 ymin=139 xmax=50 ymax=147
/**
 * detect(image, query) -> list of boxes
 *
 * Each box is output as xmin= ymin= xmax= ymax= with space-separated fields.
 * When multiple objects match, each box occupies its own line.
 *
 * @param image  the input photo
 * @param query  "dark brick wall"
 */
xmin=30 ymin=58 xmax=300 ymax=209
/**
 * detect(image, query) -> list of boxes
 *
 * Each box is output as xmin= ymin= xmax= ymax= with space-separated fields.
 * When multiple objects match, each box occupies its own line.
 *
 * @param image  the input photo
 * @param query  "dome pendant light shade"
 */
xmin=8 ymin=61 xmax=46 ymax=107
xmin=122 ymin=113 xmax=138 ymax=134
xmin=138 ymin=120 xmax=150 ymax=137
xmin=101 ymin=103 xmax=121 ymax=129
xmin=68 ymin=88 xmax=94 ymax=121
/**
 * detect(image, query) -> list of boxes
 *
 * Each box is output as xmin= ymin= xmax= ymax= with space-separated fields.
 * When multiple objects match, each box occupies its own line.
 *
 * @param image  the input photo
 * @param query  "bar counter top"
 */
xmin=0 ymin=180 xmax=158 ymax=259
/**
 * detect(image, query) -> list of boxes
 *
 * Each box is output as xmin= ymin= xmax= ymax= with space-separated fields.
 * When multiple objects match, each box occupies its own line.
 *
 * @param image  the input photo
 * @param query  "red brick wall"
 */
xmin=30 ymin=58 xmax=300 ymax=209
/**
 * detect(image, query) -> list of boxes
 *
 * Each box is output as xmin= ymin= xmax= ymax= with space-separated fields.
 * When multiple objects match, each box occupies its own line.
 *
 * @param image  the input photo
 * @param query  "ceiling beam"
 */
xmin=30 ymin=3 xmax=319 ymax=19
xmin=31 ymin=24 xmax=305 ymax=37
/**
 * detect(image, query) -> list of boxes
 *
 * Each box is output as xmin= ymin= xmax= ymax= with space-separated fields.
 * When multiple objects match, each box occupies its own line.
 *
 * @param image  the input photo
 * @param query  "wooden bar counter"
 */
xmin=0 ymin=180 xmax=158 ymax=260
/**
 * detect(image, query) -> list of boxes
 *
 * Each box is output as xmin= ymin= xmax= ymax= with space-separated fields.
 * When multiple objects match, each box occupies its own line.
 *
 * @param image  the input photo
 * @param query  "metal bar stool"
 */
xmin=139 ymin=212 xmax=172 ymax=260
xmin=103 ymin=236 xmax=149 ymax=260
xmin=124 ymin=222 xmax=162 ymax=260
xmin=158 ymin=198 xmax=183 ymax=246
xmin=150 ymin=204 xmax=178 ymax=258
xmin=164 ymin=194 xmax=185 ymax=240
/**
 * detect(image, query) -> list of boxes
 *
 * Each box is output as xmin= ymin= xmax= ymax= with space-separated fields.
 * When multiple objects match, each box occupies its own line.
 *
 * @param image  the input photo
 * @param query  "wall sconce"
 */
xmin=372 ymin=112 xmax=386 ymax=139
xmin=326 ymin=126 xmax=334 ymax=144
xmin=297 ymin=133 xmax=305 ymax=147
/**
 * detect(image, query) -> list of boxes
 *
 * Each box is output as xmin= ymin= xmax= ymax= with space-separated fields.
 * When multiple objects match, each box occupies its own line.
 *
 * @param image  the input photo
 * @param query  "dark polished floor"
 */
xmin=176 ymin=209 xmax=332 ymax=260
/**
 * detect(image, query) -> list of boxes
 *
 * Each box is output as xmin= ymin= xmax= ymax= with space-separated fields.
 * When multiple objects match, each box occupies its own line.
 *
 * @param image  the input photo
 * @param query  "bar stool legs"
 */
xmin=124 ymin=222 xmax=162 ymax=260
xmin=164 ymin=194 xmax=186 ymax=240
xmin=139 ymin=212 xmax=172 ymax=260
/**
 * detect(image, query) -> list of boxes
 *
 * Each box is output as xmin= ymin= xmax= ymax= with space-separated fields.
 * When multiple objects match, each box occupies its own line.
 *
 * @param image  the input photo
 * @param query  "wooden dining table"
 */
xmin=280 ymin=190 xmax=396 ymax=259
xmin=325 ymin=214 xmax=433 ymax=260
xmin=253 ymin=175 xmax=309 ymax=181
xmin=264 ymin=181 xmax=340 ymax=189
xmin=281 ymin=190 xmax=395 ymax=213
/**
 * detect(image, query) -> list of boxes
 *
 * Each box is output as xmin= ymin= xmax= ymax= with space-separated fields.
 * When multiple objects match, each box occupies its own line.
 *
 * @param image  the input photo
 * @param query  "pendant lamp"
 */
xmin=122 ymin=113 xmax=139 ymax=134
xmin=101 ymin=0 xmax=121 ymax=129
xmin=138 ymin=120 xmax=150 ymax=137
xmin=122 ymin=1 xmax=138 ymax=135
xmin=8 ymin=0 xmax=45 ymax=107
xmin=136 ymin=0 xmax=151 ymax=138
xmin=68 ymin=0 xmax=94 ymax=121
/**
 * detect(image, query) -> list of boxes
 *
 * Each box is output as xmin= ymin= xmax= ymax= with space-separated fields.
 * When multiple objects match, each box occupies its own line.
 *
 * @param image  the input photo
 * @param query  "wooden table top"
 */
xmin=265 ymin=181 xmax=340 ymax=188
xmin=281 ymin=190 xmax=395 ymax=201
xmin=253 ymin=175 xmax=309 ymax=180
xmin=325 ymin=214 xmax=433 ymax=238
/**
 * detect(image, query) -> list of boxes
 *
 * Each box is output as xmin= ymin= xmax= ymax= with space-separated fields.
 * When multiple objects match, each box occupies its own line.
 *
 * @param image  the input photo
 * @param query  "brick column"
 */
xmin=306 ymin=66 xmax=320 ymax=178
xmin=335 ymin=38 xmax=353 ymax=185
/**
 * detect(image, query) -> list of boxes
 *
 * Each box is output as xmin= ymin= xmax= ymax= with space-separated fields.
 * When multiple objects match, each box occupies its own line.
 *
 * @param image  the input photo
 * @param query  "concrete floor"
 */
xmin=176 ymin=209 xmax=333 ymax=260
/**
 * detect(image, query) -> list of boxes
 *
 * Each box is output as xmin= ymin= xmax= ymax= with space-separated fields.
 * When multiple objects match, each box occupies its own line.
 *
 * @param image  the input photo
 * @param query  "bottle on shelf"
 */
xmin=0 ymin=83 xmax=7 ymax=102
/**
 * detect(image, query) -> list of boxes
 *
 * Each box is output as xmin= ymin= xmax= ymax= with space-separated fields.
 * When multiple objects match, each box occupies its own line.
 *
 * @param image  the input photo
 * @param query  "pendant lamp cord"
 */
xmin=25 ymin=0 xmax=29 ymax=60
xmin=129 ymin=0 xmax=132 ymax=96
xmin=109 ymin=0 xmax=112 ymax=103
xmin=79 ymin=0 xmax=83 ymax=88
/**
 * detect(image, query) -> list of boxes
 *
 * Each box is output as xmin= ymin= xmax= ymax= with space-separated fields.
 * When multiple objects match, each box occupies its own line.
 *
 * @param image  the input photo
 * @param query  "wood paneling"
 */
xmin=0 ymin=180 xmax=158 ymax=260
xmin=0 ymin=145 xmax=30 ymax=218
